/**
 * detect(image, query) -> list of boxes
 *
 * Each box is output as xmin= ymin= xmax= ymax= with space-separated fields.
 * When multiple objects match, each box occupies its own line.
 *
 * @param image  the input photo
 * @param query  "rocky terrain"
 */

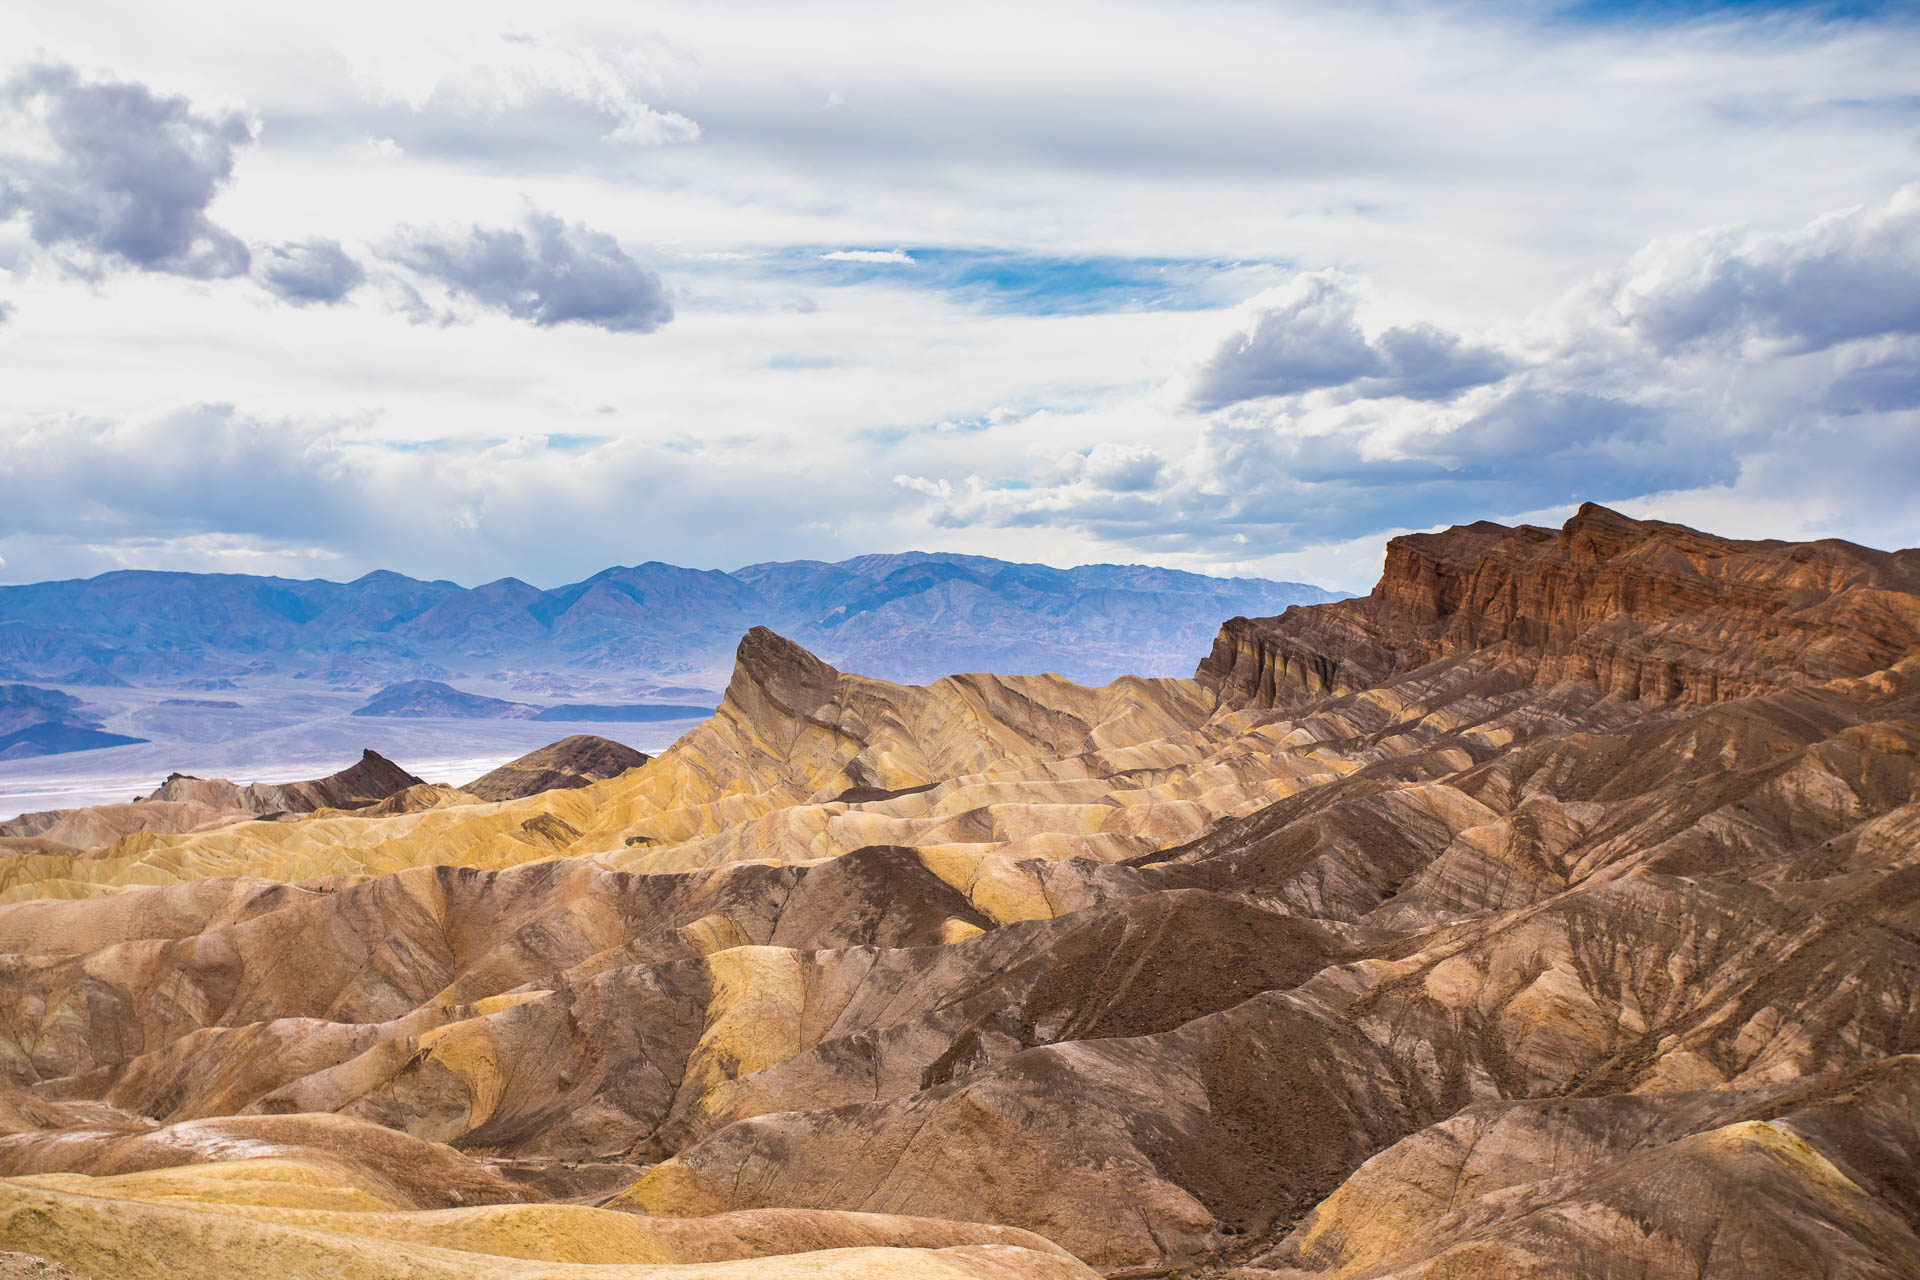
xmin=0 ymin=503 xmax=1917 ymax=1279
xmin=464 ymin=736 xmax=652 ymax=803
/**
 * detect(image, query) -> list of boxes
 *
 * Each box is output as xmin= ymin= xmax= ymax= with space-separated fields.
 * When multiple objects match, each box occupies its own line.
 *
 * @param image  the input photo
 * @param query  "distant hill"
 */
xmin=0 ymin=722 xmax=148 ymax=760
xmin=0 ymin=683 xmax=148 ymax=759
xmin=463 ymin=735 xmax=652 ymax=802
xmin=0 ymin=553 xmax=1340 ymax=687
xmin=0 ymin=684 xmax=87 ymax=736
xmin=351 ymin=680 xmax=540 ymax=719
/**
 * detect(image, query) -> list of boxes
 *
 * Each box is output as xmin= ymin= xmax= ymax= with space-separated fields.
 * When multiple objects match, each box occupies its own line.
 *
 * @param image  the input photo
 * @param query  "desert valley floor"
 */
xmin=3 ymin=503 xmax=1920 ymax=1279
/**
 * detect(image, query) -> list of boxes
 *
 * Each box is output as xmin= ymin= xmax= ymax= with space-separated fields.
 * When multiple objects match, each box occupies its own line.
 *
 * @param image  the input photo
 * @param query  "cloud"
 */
xmin=0 ymin=406 xmax=887 ymax=585
xmin=1824 ymin=352 xmax=1920 ymax=413
xmin=1082 ymin=442 xmax=1165 ymax=492
xmin=893 ymin=190 xmax=1920 ymax=565
xmin=0 ymin=407 xmax=357 ymax=545
xmin=265 ymin=36 xmax=698 ymax=174
xmin=254 ymin=238 xmax=366 ymax=306
xmin=901 ymin=383 xmax=1728 ymax=554
xmin=822 ymin=249 xmax=914 ymax=263
xmin=383 ymin=211 xmax=672 ymax=333
xmin=0 ymin=64 xmax=252 ymax=278
xmin=1186 ymin=273 xmax=1511 ymax=409
xmin=1596 ymin=184 xmax=1920 ymax=354
xmin=4 ymin=6 xmax=1919 ymax=591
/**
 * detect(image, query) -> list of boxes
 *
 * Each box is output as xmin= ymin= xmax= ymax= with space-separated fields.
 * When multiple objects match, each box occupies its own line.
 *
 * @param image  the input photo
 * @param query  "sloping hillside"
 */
xmin=2 ymin=505 xmax=1917 ymax=1279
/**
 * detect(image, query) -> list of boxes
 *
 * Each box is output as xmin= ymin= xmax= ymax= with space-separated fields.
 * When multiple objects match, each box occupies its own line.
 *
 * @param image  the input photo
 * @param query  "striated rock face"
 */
xmin=1199 ymin=502 xmax=1920 ymax=710
xmin=1 ymin=506 xmax=1918 ymax=1279
xmin=462 ymin=735 xmax=651 ymax=802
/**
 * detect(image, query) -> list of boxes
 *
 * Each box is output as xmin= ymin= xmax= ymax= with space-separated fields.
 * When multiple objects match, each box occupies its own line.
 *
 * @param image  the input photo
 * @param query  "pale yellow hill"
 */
xmin=0 ymin=1159 xmax=1094 ymax=1280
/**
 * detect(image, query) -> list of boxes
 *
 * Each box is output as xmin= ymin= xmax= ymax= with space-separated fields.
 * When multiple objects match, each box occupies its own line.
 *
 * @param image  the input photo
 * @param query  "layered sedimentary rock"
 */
xmin=1198 ymin=501 xmax=1920 ymax=710
xmin=1 ymin=505 xmax=1917 ymax=1279
xmin=464 ymin=735 xmax=652 ymax=802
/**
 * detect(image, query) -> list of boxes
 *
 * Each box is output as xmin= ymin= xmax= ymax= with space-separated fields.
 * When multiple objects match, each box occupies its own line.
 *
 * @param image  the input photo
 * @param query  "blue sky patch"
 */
xmin=1553 ymin=0 xmax=1904 ymax=23
xmin=761 ymin=248 xmax=1287 ymax=316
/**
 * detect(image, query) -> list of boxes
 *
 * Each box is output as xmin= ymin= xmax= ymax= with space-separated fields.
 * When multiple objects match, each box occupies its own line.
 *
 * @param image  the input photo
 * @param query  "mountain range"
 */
xmin=3 ymin=504 xmax=1917 ymax=1279
xmin=0 ymin=553 xmax=1338 ymax=690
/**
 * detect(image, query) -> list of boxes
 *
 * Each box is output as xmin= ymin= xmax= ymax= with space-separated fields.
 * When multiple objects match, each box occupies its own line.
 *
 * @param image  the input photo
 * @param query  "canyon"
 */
xmin=1 ymin=503 xmax=1917 ymax=1279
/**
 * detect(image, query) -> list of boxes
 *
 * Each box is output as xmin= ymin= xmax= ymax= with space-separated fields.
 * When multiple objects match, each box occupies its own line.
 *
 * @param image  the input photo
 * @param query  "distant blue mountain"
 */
xmin=0 ymin=683 xmax=147 ymax=759
xmin=0 ymin=553 xmax=1341 ymax=687
xmin=0 ymin=722 xmax=148 ymax=761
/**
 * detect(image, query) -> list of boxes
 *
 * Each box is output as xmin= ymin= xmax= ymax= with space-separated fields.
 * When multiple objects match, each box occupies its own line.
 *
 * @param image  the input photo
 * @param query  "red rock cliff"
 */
xmin=1198 ymin=503 xmax=1920 ymax=711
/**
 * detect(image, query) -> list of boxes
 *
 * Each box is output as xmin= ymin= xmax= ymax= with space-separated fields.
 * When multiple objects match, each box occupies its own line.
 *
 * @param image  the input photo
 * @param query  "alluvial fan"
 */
xmin=2 ymin=503 xmax=1919 ymax=1279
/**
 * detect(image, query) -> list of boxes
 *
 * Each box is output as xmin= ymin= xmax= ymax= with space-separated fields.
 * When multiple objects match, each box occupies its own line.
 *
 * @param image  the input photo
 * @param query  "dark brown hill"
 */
xmin=463 ymin=735 xmax=651 ymax=802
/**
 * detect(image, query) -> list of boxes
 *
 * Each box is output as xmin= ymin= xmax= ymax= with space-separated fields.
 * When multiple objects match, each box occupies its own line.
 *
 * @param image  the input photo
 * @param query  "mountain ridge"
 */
xmin=0 ymin=552 xmax=1338 ymax=689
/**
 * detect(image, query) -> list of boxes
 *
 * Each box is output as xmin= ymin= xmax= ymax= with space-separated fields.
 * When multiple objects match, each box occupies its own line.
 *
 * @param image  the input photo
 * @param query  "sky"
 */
xmin=1 ymin=0 xmax=1917 ymax=594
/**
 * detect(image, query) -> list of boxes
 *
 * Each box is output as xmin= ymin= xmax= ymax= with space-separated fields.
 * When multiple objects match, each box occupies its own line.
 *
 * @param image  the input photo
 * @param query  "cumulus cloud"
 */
xmin=1185 ymin=273 xmax=1510 ymax=409
xmin=897 ymin=189 xmax=1920 ymax=563
xmin=1082 ymin=442 xmax=1165 ymax=492
xmin=254 ymin=238 xmax=366 ymax=306
xmin=902 ymin=384 xmax=1729 ymax=554
xmin=1595 ymin=184 xmax=1920 ymax=355
xmin=0 ymin=64 xmax=253 ymax=278
xmin=384 ymin=211 xmax=672 ymax=333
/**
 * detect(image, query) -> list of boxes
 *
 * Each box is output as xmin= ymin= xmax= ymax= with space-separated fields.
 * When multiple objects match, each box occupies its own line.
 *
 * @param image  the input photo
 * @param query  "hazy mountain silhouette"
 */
xmin=0 ymin=552 xmax=1338 ymax=687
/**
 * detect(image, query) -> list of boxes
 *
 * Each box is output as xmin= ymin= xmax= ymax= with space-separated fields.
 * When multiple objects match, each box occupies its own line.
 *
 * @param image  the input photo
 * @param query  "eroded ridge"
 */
xmin=3 ymin=504 xmax=1918 ymax=1279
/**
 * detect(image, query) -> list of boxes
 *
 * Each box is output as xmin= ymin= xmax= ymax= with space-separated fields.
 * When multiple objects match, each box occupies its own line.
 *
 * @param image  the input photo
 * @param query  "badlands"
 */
xmin=2 ymin=503 xmax=1919 ymax=1278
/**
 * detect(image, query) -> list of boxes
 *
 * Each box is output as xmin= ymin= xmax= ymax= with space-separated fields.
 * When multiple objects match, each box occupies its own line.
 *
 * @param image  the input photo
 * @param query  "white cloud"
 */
xmin=1584 ymin=183 xmax=1920 ymax=356
xmin=1183 ymin=272 xmax=1511 ymax=409
xmin=888 ymin=187 xmax=1920 ymax=581
xmin=821 ymin=249 xmax=914 ymax=264
xmin=1 ymin=4 xmax=1917 ymax=592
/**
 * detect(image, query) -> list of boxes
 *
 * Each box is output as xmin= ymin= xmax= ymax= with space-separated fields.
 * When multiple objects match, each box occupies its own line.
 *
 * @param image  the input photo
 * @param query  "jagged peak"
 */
xmin=321 ymin=749 xmax=425 ymax=797
xmin=726 ymin=627 xmax=842 ymax=717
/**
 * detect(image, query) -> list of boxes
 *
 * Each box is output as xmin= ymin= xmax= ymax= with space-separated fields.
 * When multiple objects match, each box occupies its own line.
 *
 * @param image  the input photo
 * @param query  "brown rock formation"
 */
xmin=463 ymin=735 xmax=651 ymax=802
xmin=1197 ymin=502 xmax=1920 ymax=710
xmin=1 ymin=505 xmax=1917 ymax=1279
xmin=147 ymin=748 xmax=427 ymax=814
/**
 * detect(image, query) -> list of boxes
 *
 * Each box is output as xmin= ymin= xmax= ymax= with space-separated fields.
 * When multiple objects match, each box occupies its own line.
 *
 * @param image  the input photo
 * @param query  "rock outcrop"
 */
xmin=464 ymin=735 xmax=652 ymax=802
xmin=1198 ymin=502 xmax=1920 ymax=710
xmin=1 ymin=505 xmax=1917 ymax=1279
